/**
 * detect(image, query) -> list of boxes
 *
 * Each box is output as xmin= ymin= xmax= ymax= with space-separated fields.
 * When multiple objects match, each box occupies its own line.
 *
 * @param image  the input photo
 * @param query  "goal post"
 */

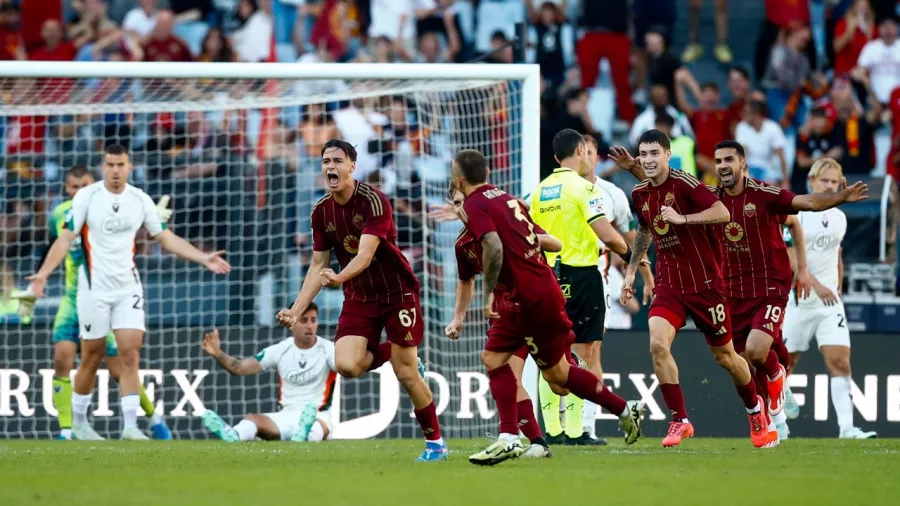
xmin=0 ymin=61 xmax=541 ymax=439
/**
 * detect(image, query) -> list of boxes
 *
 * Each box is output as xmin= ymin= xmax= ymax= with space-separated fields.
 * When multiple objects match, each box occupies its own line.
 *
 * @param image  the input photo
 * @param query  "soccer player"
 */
xmin=275 ymin=139 xmax=447 ymax=462
xmin=201 ymin=303 xmax=337 ymax=442
xmin=445 ymin=187 xmax=559 ymax=460
xmin=781 ymin=158 xmax=876 ymax=439
xmin=451 ymin=148 xmax=644 ymax=465
xmin=27 ymin=145 xmax=231 ymax=440
xmin=30 ymin=166 xmax=172 ymax=440
xmin=612 ymin=130 xmax=771 ymax=448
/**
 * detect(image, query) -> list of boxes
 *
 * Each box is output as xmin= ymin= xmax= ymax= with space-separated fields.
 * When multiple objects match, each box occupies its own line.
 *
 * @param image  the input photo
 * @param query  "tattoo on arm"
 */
xmin=629 ymin=225 xmax=652 ymax=270
xmin=481 ymin=232 xmax=504 ymax=300
xmin=215 ymin=351 xmax=242 ymax=375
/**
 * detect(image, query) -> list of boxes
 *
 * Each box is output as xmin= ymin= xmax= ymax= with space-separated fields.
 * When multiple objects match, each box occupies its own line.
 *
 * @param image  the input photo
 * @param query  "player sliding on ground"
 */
xmin=201 ymin=303 xmax=336 ymax=442
xmin=26 ymin=144 xmax=231 ymax=440
xmin=450 ymin=149 xmax=644 ymax=466
xmin=276 ymin=139 xmax=446 ymax=462
xmin=445 ymin=187 xmax=560 ymax=460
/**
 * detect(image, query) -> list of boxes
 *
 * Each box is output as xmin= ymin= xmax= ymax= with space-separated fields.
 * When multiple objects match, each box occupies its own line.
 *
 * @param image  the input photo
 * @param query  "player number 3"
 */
xmin=399 ymin=308 xmax=417 ymax=328
xmin=707 ymin=303 xmax=726 ymax=325
xmin=506 ymin=200 xmax=536 ymax=245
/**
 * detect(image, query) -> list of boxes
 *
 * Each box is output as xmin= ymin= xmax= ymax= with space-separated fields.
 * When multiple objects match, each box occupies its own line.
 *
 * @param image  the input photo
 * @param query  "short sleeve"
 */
xmin=769 ymin=123 xmax=786 ymax=150
xmin=324 ymin=340 xmax=336 ymax=371
xmin=456 ymin=243 xmax=477 ymax=281
xmin=612 ymin=189 xmax=633 ymax=233
xmin=140 ymin=192 xmax=165 ymax=237
xmin=857 ymin=42 xmax=875 ymax=68
xmin=361 ymin=192 xmax=393 ymax=240
xmin=633 ymin=192 xmax=648 ymax=228
xmin=766 ymin=187 xmax=798 ymax=216
xmin=311 ymin=204 xmax=330 ymax=252
xmin=462 ymin=198 xmax=497 ymax=240
xmin=576 ymin=184 xmax=606 ymax=224
xmin=254 ymin=341 xmax=282 ymax=372
xmin=66 ymin=188 xmax=90 ymax=235
xmin=686 ymin=182 xmax=720 ymax=210
xmin=533 ymin=222 xmax=547 ymax=235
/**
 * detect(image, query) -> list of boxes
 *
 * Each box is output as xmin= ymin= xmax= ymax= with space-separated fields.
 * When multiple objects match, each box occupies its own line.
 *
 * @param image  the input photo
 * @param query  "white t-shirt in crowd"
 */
xmin=255 ymin=336 xmax=337 ymax=411
xmin=368 ymin=0 xmax=436 ymax=41
xmin=735 ymin=119 xmax=786 ymax=184
xmin=232 ymin=11 xmax=274 ymax=62
xmin=856 ymin=38 xmax=900 ymax=103
xmin=122 ymin=8 xmax=158 ymax=38
xmin=628 ymin=105 xmax=695 ymax=147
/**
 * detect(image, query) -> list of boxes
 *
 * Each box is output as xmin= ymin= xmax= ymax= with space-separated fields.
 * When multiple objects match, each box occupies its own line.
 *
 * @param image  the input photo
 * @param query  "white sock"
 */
xmin=831 ymin=376 xmax=854 ymax=430
xmin=149 ymin=411 xmax=163 ymax=426
xmin=234 ymin=420 xmax=258 ymax=441
xmin=72 ymin=393 xmax=91 ymax=426
xmin=582 ymin=401 xmax=597 ymax=433
xmin=307 ymin=421 xmax=325 ymax=442
xmin=773 ymin=410 xmax=787 ymax=425
xmin=498 ymin=432 xmax=519 ymax=442
xmin=121 ymin=395 xmax=140 ymax=430
xmin=746 ymin=399 xmax=761 ymax=414
xmin=427 ymin=437 xmax=445 ymax=446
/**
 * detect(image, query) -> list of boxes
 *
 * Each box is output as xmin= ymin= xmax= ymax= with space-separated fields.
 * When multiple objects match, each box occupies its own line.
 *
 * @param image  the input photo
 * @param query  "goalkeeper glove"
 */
xmin=10 ymin=289 xmax=36 ymax=323
xmin=156 ymin=195 xmax=173 ymax=224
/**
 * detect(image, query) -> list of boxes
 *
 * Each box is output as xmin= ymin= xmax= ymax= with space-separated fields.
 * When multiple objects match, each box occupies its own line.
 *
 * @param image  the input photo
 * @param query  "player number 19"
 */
xmin=764 ymin=304 xmax=782 ymax=323
xmin=506 ymin=200 xmax=536 ymax=245
xmin=399 ymin=308 xmax=417 ymax=328
xmin=707 ymin=303 xmax=726 ymax=325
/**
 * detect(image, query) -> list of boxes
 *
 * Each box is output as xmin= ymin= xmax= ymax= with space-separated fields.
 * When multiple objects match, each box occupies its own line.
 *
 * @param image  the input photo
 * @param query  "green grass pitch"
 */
xmin=2 ymin=438 xmax=899 ymax=506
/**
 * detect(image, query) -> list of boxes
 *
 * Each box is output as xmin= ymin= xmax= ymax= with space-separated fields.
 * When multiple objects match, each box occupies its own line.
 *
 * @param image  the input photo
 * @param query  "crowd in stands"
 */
xmin=1 ymin=0 xmax=900 ymax=324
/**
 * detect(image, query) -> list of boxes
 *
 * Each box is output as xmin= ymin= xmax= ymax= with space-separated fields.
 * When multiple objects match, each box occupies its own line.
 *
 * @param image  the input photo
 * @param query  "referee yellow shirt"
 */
xmin=529 ymin=167 xmax=606 ymax=267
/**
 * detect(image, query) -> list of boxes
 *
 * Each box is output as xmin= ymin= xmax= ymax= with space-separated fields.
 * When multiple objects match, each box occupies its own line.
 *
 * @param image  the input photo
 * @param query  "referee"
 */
xmin=529 ymin=129 xmax=630 ymax=446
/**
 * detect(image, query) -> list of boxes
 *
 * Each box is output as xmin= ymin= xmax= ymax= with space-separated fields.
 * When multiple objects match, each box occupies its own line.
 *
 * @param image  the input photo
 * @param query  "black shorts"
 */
xmin=558 ymin=264 xmax=605 ymax=343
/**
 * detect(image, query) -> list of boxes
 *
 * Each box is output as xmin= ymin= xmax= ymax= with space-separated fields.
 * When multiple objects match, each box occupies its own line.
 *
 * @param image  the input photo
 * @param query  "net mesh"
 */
xmin=0 ymin=72 xmax=527 ymax=439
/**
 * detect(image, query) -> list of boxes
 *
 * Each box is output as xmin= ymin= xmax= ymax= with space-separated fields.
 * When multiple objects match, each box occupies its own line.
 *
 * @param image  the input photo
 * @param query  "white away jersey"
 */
xmin=786 ymin=209 xmax=846 ymax=307
xmin=255 ymin=336 xmax=337 ymax=411
xmin=593 ymin=176 xmax=633 ymax=238
xmin=67 ymin=182 xmax=166 ymax=291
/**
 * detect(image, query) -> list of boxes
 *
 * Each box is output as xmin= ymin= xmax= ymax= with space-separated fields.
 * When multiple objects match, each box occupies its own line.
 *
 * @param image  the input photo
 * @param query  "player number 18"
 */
xmin=506 ymin=200 xmax=537 ymax=245
xmin=707 ymin=303 xmax=726 ymax=325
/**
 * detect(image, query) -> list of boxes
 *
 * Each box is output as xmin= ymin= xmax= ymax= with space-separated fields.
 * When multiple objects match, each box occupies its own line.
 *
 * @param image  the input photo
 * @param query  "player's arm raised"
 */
xmin=792 ymin=178 xmax=868 ymax=211
xmin=609 ymin=146 xmax=648 ymax=181
xmin=202 ymin=329 xmax=263 ymax=376
xmin=155 ymin=229 xmax=231 ymax=274
xmin=785 ymin=215 xmax=812 ymax=299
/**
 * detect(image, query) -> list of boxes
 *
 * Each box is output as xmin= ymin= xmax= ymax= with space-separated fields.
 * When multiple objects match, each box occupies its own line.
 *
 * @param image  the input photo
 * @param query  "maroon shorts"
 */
xmin=485 ymin=309 xmax=529 ymax=359
xmin=517 ymin=296 xmax=574 ymax=369
xmin=729 ymin=296 xmax=787 ymax=352
xmin=649 ymin=288 xmax=732 ymax=347
xmin=336 ymin=293 xmax=424 ymax=350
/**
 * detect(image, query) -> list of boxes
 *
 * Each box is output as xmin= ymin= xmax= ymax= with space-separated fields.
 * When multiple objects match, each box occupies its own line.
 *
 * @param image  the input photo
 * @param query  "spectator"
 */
xmin=576 ymin=0 xmax=636 ymax=122
xmin=69 ymin=0 xmax=118 ymax=60
xmin=0 ymin=1 xmax=24 ymax=60
xmin=368 ymin=0 xmax=436 ymax=59
xmin=555 ymin=87 xmax=597 ymax=137
xmin=310 ymin=0 xmax=356 ymax=62
xmin=28 ymin=19 xmax=77 ymax=61
xmin=488 ymin=30 xmax=514 ymax=64
xmin=632 ymin=0 xmax=677 ymax=103
xmin=828 ymin=70 xmax=880 ymax=176
xmin=628 ymin=84 xmax=694 ymax=147
xmin=792 ymin=107 xmax=845 ymax=191
xmin=735 ymin=99 xmax=789 ymax=186
xmin=197 ymin=26 xmax=235 ymax=62
xmin=122 ymin=0 xmax=160 ymax=42
xmin=416 ymin=31 xmax=446 ymax=63
xmin=143 ymin=10 xmax=193 ymax=62
xmin=530 ymin=1 xmax=574 ymax=88
xmin=370 ymin=34 xmax=401 ymax=63
xmin=683 ymin=0 xmax=731 ymax=63
xmin=170 ymin=0 xmax=216 ymax=56
xmin=414 ymin=0 xmax=462 ymax=62
xmin=674 ymin=68 xmax=729 ymax=185
xmin=644 ymin=25 xmax=682 ymax=109
xmin=231 ymin=0 xmax=273 ymax=62
xmin=856 ymin=13 xmax=900 ymax=105
xmin=725 ymin=66 xmax=751 ymax=134
xmin=755 ymin=0 xmax=815 ymax=83
xmin=833 ymin=0 xmax=875 ymax=76
xmin=761 ymin=24 xmax=812 ymax=131
xmin=655 ymin=111 xmax=697 ymax=177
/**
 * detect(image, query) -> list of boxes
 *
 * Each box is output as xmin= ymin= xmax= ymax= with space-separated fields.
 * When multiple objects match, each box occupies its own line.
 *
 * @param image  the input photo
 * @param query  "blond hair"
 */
xmin=808 ymin=157 xmax=843 ymax=180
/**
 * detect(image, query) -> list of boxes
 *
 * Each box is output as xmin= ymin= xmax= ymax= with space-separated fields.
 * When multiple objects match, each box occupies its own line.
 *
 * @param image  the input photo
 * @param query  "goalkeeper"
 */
xmin=201 ymin=303 xmax=336 ymax=443
xmin=16 ymin=166 xmax=173 ymax=440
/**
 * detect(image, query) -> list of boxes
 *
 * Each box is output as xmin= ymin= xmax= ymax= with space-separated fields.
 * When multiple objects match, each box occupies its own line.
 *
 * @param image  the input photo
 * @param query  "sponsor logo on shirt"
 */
xmin=540 ymin=185 xmax=562 ymax=201
xmin=725 ymin=222 xmax=744 ymax=242
xmin=343 ymin=234 xmax=359 ymax=254
xmin=652 ymin=215 xmax=670 ymax=236
xmin=102 ymin=215 xmax=133 ymax=235
xmin=744 ymin=203 xmax=757 ymax=217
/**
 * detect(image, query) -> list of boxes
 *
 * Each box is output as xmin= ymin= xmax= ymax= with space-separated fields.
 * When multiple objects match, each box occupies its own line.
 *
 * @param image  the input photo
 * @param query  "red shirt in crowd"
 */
xmin=5 ymin=116 xmax=47 ymax=155
xmin=690 ymin=109 xmax=731 ymax=159
xmin=725 ymin=99 xmax=746 ymax=134
xmin=0 ymin=25 xmax=23 ymax=60
xmin=833 ymin=18 xmax=872 ymax=75
xmin=143 ymin=36 xmax=193 ymax=62
xmin=889 ymin=87 xmax=900 ymax=179
xmin=765 ymin=0 xmax=810 ymax=27
xmin=29 ymin=41 xmax=76 ymax=61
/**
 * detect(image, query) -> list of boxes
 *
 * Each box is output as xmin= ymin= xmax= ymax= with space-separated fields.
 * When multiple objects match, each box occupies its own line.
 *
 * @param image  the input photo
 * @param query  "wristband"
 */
xmin=619 ymin=247 xmax=633 ymax=264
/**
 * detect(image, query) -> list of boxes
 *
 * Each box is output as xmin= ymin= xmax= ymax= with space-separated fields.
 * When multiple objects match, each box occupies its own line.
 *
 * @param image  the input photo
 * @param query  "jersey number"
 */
xmin=507 ymin=200 xmax=537 ymax=245
xmin=707 ymin=304 xmax=726 ymax=325
xmin=837 ymin=314 xmax=845 ymax=328
xmin=132 ymin=295 xmax=143 ymax=310
xmin=764 ymin=304 xmax=782 ymax=323
xmin=399 ymin=308 xmax=417 ymax=328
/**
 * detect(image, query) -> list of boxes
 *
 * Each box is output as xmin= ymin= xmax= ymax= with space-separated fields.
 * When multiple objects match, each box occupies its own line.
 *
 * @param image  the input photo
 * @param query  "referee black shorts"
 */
xmin=558 ymin=264 xmax=605 ymax=343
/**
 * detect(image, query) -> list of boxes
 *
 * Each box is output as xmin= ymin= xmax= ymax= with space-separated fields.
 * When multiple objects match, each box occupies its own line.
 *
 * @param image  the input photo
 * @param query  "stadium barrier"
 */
xmin=1 ymin=327 xmax=897 ymax=439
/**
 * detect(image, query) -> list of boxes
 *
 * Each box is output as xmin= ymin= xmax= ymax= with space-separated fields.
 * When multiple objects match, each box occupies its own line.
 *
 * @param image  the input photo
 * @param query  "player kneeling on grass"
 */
xmin=201 ymin=303 xmax=336 ymax=442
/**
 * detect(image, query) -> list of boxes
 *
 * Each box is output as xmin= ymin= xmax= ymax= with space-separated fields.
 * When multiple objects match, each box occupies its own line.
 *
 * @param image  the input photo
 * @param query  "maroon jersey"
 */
xmin=462 ymin=185 xmax=559 ymax=307
xmin=311 ymin=182 xmax=420 ymax=304
xmin=717 ymin=178 xmax=797 ymax=299
xmin=633 ymin=170 xmax=725 ymax=294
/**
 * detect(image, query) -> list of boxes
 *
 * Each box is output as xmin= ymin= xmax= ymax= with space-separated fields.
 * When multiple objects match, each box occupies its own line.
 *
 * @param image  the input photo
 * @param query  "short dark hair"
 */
xmin=302 ymin=302 xmax=318 ymax=316
xmin=454 ymin=149 xmax=488 ymax=184
xmin=552 ymin=128 xmax=585 ymax=161
xmin=491 ymin=30 xmax=508 ymax=43
xmin=582 ymin=134 xmax=599 ymax=149
xmin=654 ymin=112 xmax=675 ymax=129
xmin=749 ymin=99 xmax=769 ymax=117
xmin=564 ymin=87 xmax=586 ymax=103
xmin=700 ymin=82 xmax=720 ymax=93
xmin=637 ymin=129 xmax=671 ymax=150
xmin=321 ymin=138 xmax=358 ymax=162
xmin=729 ymin=66 xmax=750 ymax=81
xmin=104 ymin=144 xmax=128 ymax=156
xmin=65 ymin=165 xmax=92 ymax=180
xmin=714 ymin=140 xmax=745 ymax=158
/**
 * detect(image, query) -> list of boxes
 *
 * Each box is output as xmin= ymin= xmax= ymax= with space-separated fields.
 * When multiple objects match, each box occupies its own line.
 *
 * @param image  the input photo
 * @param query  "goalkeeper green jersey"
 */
xmin=49 ymin=200 xmax=84 ymax=299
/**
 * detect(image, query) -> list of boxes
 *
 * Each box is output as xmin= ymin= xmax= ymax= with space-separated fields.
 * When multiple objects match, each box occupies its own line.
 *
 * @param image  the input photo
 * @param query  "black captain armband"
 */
xmin=618 ymin=247 xmax=633 ymax=264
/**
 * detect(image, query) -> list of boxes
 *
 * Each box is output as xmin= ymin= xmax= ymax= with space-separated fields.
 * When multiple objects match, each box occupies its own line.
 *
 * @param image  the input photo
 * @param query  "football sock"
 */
xmin=831 ymin=376 xmax=854 ymax=430
xmin=487 ymin=364 xmax=519 ymax=435
xmin=72 ymin=392 xmax=91 ymax=426
xmin=564 ymin=394 xmax=584 ymax=438
xmin=121 ymin=394 xmax=140 ymax=430
xmin=735 ymin=379 xmax=760 ymax=411
xmin=538 ymin=375 xmax=562 ymax=436
xmin=234 ymin=419 xmax=257 ymax=441
xmin=367 ymin=342 xmax=393 ymax=371
xmin=582 ymin=400 xmax=597 ymax=434
xmin=772 ymin=338 xmax=791 ymax=372
xmin=53 ymin=377 xmax=73 ymax=430
xmin=762 ymin=349 xmax=781 ymax=379
xmin=659 ymin=383 xmax=689 ymax=421
xmin=307 ymin=421 xmax=325 ymax=442
xmin=754 ymin=369 xmax=770 ymax=406
xmin=516 ymin=399 xmax=542 ymax=442
xmin=413 ymin=401 xmax=442 ymax=441
xmin=562 ymin=366 xmax=627 ymax=416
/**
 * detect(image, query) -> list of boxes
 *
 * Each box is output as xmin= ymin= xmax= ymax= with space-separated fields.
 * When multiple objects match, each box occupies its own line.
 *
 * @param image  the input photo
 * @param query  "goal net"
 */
xmin=0 ymin=62 xmax=540 ymax=440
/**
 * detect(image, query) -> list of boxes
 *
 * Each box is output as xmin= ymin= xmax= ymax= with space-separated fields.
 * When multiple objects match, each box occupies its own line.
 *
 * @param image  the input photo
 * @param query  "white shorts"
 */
xmin=782 ymin=302 xmax=851 ymax=353
xmin=77 ymin=273 xmax=146 ymax=339
xmin=263 ymin=409 xmax=333 ymax=441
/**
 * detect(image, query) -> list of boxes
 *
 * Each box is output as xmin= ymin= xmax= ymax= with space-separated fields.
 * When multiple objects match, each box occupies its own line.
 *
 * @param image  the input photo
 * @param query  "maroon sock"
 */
xmin=563 ymin=366 xmax=627 ymax=416
xmin=487 ymin=364 xmax=519 ymax=435
xmin=413 ymin=402 xmax=442 ymax=441
xmin=760 ymin=349 xmax=781 ymax=379
xmin=735 ymin=378 xmax=760 ymax=410
xmin=773 ymin=337 xmax=791 ymax=372
xmin=367 ymin=342 xmax=393 ymax=371
xmin=754 ymin=369 xmax=769 ymax=406
xmin=659 ymin=383 xmax=689 ymax=421
xmin=516 ymin=399 xmax=542 ymax=442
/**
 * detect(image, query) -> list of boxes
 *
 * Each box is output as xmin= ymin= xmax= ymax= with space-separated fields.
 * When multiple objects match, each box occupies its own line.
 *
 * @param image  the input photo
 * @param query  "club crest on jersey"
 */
xmin=744 ymin=203 xmax=756 ymax=217
xmin=326 ymin=222 xmax=336 ymax=233
xmin=352 ymin=213 xmax=364 ymax=229
xmin=725 ymin=222 xmax=744 ymax=242
xmin=652 ymin=215 xmax=670 ymax=235
xmin=343 ymin=234 xmax=359 ymax=254
xmin=664 ymin=192 xmax=675 ymax=206
xmin=540 ymin=185 xmax=562 ymax=201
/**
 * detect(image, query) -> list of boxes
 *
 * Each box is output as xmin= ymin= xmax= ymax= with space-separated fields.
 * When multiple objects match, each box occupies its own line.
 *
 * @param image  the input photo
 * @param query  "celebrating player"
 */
xmin=781 ymin=158 xmax=876 ymax=439
xmin=612 ymin=130 xmax=771 ymax=448
xmin=450 ymin=149 xmax=644 ymax=464
xmin=445 ymin=187 xmax=559 ymax=462
xmin=202 ymin=303 xmax=336 ymax=442
xmin=275 ymin=139 xmax=447 ymax=462
xmin=27 ymin=145 xmax=231 ymax=440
